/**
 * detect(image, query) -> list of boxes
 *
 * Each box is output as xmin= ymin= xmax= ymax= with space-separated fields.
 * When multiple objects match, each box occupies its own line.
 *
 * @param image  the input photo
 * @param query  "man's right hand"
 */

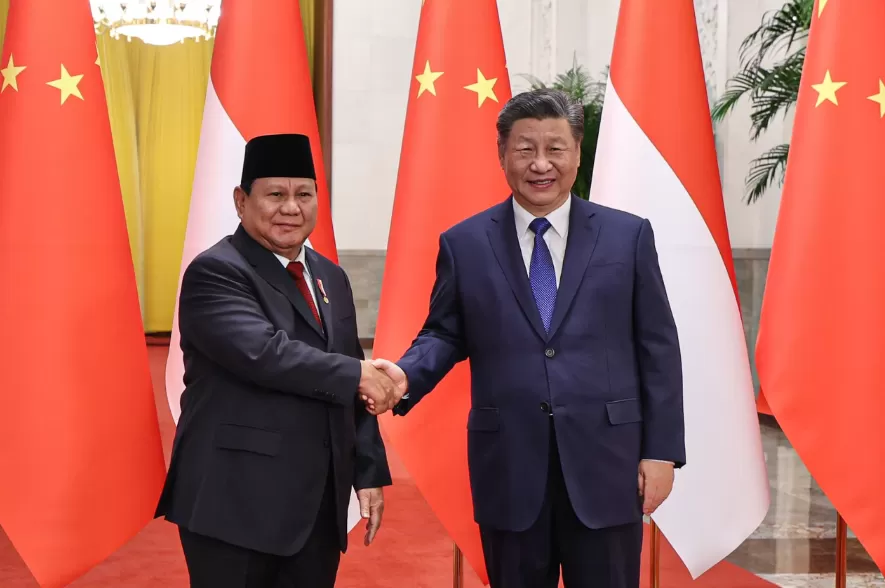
xmin=358 ymin=361 xmax=396 ymax=413
xmin=369 ymin=358 xmax=407 ymax=406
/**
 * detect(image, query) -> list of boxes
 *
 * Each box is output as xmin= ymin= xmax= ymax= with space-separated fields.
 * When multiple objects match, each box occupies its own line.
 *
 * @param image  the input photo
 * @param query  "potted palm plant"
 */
xmin=711 ymin=0 xmax=812 ymax=203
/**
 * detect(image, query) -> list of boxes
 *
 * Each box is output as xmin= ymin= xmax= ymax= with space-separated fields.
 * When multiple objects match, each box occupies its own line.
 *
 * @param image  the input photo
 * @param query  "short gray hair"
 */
xmin=496 ymin=88 xmax=584 ymax=154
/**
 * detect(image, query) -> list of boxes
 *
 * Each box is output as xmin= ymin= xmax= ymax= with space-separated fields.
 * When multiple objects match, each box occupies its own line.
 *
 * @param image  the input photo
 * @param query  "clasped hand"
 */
xmin=357 ymin=359 xmax=407 ymax=414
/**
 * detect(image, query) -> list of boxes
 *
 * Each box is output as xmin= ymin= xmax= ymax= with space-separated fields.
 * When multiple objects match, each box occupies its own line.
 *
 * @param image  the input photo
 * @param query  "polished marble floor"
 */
xmin=727 ymin=417 xmax=884 ymax=587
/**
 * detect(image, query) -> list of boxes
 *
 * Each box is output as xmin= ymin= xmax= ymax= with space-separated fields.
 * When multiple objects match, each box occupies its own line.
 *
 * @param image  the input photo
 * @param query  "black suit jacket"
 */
xmin=156 ymin=225 xmax=392 ymax=556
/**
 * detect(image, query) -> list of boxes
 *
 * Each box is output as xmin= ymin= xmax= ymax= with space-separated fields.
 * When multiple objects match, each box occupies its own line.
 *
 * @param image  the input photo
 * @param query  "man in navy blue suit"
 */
xmin=370 ymin=89 xmax=685 ymax=588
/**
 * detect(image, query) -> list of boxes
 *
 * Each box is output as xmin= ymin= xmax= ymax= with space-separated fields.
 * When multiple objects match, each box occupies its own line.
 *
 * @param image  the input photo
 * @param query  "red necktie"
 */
xmin=286 ymin=261 xmax=322 ymax=327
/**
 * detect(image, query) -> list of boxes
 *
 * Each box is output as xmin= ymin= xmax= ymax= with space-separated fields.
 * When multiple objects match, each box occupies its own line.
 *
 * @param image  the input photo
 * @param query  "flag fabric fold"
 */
xmin=373 ymin=0 xmax=512 ymax=583
xmin=756 ymin=0 xmax=885 ymax=572
xmin=589 ymin=0 xmax=769 ymax=577
xmin=163 ymin=0 xmax=360 ymax=530
xmin=0 ymin=1 xmax=166 ymax=585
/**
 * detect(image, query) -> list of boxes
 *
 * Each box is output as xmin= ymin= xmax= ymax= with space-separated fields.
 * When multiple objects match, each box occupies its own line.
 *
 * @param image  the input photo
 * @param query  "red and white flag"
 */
xmin=164 ymin=0 xmax=360 ymax=530
xmin=589 ymin=0 xmax=769 ymax=577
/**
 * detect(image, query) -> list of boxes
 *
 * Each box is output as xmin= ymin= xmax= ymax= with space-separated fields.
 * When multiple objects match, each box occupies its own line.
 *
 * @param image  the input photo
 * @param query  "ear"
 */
xmin=233 ymin=186 xmax=246 ymax=219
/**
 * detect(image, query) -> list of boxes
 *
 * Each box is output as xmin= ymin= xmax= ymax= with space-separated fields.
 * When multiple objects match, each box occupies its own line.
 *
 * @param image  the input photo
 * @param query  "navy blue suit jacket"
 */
xmin=393 ymin=195 xmax=685 ymax=533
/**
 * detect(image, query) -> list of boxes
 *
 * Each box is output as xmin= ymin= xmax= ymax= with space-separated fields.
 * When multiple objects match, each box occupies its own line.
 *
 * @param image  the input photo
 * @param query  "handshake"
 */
xmin=358 ymin=358 xmax=407 ymax=415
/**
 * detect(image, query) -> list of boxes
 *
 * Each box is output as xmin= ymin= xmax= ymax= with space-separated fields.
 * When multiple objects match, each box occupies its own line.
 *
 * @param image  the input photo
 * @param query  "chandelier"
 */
xmin=91 ymin=1 xmax=221 ymax=46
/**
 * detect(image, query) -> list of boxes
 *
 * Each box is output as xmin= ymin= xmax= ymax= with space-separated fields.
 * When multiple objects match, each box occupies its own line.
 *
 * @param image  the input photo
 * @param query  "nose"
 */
xmin=530 ymin=155 xmax=553 ymax=173
xmin=280 ymin=195 xmax=302 ymax=215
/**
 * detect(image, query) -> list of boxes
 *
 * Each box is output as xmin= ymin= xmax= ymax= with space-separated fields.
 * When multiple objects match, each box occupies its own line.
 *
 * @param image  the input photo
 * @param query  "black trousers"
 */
xmin=178 ymin=470 xmax=340 ymax=588
xmin=480 ymin=420 xmax=643 ymax=588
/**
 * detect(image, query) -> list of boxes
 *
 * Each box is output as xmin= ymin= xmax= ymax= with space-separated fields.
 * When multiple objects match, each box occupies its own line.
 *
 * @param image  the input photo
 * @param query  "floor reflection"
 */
xmin=726 ymin=417 xmax=884 ymax=586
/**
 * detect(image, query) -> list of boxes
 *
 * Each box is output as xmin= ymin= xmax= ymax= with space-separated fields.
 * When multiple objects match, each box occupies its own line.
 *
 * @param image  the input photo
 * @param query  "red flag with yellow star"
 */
xmin=373 ymin=0 xmax=511 ymax=582
xmin=756 ymin=0 xmax=885 ymax=571
xmin=0 ymin=1 xmax=166 ymax=586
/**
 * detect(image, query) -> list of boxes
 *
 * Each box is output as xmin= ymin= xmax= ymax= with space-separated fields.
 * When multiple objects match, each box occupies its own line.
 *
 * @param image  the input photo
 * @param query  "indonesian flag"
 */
xmin=589 ymin=0 xmax=769 ymax=577
xmin=0 ymin=1 xmax=166 ymax=586
xmin=756 ymin=0 xmax=885 ymax=571
xmin=164 ymin=0 xmax=361 ymax=531
xmin=374 ymin=0 xmax=512 ymax=583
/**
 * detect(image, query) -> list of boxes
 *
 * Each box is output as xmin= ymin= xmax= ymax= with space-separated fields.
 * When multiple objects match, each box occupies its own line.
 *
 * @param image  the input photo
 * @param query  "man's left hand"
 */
xmin=638 ymin=460 xmax=674 ymax=515
xmin=357 ymin=487 xmax=384 ymax=546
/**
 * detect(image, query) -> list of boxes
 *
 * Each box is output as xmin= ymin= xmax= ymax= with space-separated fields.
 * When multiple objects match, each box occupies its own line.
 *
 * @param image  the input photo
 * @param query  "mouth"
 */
xmin=528 ymin=179 xmax=555 ymax=189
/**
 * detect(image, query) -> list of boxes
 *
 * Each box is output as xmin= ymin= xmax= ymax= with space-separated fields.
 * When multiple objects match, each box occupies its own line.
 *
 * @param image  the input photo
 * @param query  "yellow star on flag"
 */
xmin=416 ymin=61 xmax=443 ymax=97
xmin=47 ymin=64 xmax=84 ymax=105
xmin=1 ymin=55 xmax=27 ymax=93
xmin=868 ymin=80 xmax=885 ymax=118
xmin=818 ymin=0 xmax=828 ymax=17
xmin=464 ymin=69 xmax=498 ymax=107
xmin=811 ymin=70 xmax=846 ymax=107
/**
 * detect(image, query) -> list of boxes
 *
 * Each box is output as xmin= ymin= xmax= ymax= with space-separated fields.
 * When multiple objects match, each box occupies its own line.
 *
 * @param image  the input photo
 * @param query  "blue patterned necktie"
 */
xmin=529 ymin=218 xmax=557 ymax=332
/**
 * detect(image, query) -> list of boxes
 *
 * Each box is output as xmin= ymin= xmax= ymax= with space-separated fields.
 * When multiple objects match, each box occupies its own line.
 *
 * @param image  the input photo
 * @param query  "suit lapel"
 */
xmin=231 ymin=226 xmax=326 ymax=341
xmin=305 ymin=248 xmax=334 ymax=351
xmin=547 ymin=198 xmax=600 ymax=339
xmin=486 ymin=199 xmax=548 ymax=341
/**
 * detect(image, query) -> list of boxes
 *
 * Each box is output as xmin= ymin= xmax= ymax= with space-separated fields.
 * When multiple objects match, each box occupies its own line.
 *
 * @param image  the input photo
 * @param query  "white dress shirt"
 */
xmin=274 ymin=246 xmax=319 ymax=309
xmin=512 ymin=196 xmax=571 ymax=287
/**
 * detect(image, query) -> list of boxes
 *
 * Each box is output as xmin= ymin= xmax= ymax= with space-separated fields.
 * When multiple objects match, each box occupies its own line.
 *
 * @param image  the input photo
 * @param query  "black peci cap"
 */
xmin=240 ymin=133 xmax=316 ymax=189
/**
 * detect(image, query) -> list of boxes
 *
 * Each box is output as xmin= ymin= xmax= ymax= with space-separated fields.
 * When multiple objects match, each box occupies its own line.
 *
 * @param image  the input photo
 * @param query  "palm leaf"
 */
xmin=712 ymin=68 xmax=766 ymax=121
xmin=744 ymin=144 xmax=790 ymax=203
xmin=748 ymin=53 xmax=803 ymax=138
xmin=714 ymin=0 xmax=810 ymax=202
xmin=739 ymin=0 xmax=812 ymax=67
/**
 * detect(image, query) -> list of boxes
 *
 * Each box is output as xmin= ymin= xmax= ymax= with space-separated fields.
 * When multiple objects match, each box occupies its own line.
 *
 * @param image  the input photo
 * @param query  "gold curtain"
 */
xmin=0 ymin=0 xmax=7 ymax=51
xmin=126 ymin=40 xmax=214 ymax=330
xmin=1 ymin=1 xmax=317 ymax=332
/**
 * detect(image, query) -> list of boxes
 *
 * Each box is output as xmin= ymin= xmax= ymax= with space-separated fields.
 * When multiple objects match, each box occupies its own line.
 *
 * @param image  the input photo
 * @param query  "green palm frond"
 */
xmin=749 ymin=53 xmax=803 ymax=138
xmin=739 ymin=0 xmax=813 ymax=67
xmin=712 ymin=69 xmax=766 ymax=121
xmin=713 ymin=0 xmax=811 ymax=202
xmin=553 ymin=65 xmax=593 ymax=103
xmin=745 ymin=144 xmax=790 ymax=203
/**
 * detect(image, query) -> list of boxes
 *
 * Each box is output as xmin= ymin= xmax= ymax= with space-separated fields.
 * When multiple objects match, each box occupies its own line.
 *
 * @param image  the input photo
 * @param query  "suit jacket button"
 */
xmin=540 ymin=402 xmax=551 ymax=414
xmin=323 ymin=440 xmax=331 ymax=448
xmin=545 ymin=348 xmax=555 ymax=358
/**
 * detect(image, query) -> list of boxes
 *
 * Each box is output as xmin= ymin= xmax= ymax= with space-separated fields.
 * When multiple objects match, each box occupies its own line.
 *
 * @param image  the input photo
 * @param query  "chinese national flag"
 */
xmin=374 ymin=0 xmax=511 ymax=583
xmin=0 ymin=1 xmax=166 ymax=586
xmin=756 ymin=0 xmax=885 ymax=571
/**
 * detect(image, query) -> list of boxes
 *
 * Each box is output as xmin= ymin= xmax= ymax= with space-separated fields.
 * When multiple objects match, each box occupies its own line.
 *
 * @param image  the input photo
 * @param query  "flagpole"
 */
xmin=835 ymin=513 xmax=847 ymax=588
xmin=313 ymin=0 xmax=334 ymax=193
xmin=453 ymin=543 xmax=464 ymax=588
xmin=649 ymin=520 xmax=660 ymax=588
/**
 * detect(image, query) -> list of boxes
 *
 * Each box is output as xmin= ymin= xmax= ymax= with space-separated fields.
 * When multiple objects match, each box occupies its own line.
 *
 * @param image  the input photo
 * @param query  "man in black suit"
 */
xmin=156 ymin=134 xmax=395 ymax=588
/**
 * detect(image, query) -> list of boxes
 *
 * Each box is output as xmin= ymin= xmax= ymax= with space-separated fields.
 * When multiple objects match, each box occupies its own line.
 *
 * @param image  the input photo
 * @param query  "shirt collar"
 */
xmin=273 ymin=244 xmax=308 ymax=270
xmin=512 ymin=194 xmax=572 ymax=239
